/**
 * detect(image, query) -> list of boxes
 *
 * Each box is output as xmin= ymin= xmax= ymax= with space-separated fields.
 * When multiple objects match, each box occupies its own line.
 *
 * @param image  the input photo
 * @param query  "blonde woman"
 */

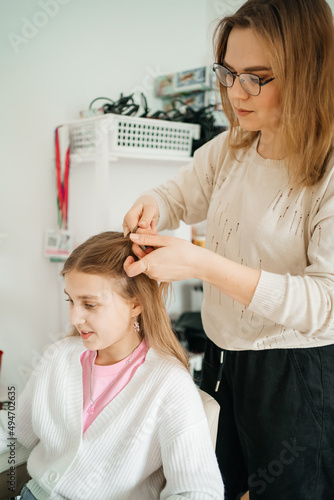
xmin=0 ymin=232 xmax=224 ymax=499
xmin=123 ymin=0 xmax=334 ymax=498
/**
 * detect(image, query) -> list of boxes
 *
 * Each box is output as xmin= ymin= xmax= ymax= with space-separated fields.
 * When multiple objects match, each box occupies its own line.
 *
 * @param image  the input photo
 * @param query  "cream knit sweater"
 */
xmin=148 ymin=131 xmax=334 ymax=350
xmin=0 ymin=337 xmax=224 ymax=499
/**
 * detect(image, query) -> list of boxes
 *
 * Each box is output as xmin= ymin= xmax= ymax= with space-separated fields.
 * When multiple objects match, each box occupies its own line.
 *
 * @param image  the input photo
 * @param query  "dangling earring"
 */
xmin=133 ymin=316 xmax=140 ymax=333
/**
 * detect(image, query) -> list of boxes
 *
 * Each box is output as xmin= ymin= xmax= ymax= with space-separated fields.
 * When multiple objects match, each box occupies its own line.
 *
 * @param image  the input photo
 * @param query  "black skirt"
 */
xmin=200 ymin=338 xmax=334 ymax=500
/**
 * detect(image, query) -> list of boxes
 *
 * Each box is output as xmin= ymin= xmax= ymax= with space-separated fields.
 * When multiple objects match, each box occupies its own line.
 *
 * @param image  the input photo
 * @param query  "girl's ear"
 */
xmin=131 ymin=300 xmax=142 ymax=317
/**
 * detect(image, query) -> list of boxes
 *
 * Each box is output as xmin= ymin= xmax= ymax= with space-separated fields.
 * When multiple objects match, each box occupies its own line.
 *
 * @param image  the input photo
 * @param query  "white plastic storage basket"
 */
xmin=69 ymin=114 xmax=200 ymax=160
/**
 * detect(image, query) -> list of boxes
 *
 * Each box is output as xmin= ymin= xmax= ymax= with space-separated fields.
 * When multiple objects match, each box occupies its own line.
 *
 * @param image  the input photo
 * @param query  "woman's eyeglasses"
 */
xmin=213 ymin=63 xmax=275 ymax=96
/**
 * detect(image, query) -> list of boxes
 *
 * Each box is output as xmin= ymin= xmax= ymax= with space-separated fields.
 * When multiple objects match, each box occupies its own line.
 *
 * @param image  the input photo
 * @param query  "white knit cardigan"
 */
xmin=0 ymin=337 xmax=224 ymax=499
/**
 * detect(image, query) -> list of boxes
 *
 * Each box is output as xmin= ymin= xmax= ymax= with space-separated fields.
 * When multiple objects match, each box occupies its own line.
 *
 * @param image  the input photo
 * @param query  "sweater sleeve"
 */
xmin=158 ymin=370 xmax=224 ymax=499
xmin=145 ymin=132 xmax=229 ymax=231
xmin=249 ymin=166 xmax=334 ymax=338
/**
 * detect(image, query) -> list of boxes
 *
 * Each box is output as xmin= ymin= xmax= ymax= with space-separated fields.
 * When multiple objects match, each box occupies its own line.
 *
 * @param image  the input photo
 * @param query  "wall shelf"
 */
xmin=66 ymin=113 xmax=200 ymax=164
xmin=60 ymin=115 xmax=198 ymax=232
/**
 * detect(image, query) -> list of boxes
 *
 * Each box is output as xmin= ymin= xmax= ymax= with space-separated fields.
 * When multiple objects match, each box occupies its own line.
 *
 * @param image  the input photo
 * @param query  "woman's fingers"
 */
xmin=122 ymin=196 xmax=160 ymax=236
xmin=137 ymin=204 xmax=159 ymax=230
xmin=129 ymin=232 xmax=166 ymax=248
xmin=124 ymin=233 xmax=203 ymax=282
xmin=123 ymin=255 xmax=147 ymax=277
xmin=123 ymin=230 xmax=159 ymax=277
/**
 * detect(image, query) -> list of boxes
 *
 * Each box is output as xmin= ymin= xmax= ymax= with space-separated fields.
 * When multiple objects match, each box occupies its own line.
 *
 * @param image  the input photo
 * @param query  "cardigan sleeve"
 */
xmin=158 ymin=371 xmax=224 ymax=499
xmin=145 ymin=131 xmax=230 ymax=231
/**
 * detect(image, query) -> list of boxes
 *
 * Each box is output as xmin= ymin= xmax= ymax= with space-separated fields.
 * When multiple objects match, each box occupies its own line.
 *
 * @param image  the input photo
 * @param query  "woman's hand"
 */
xmin=124 ymin=231 xmax=260 ymax=306
xmin=123 ymin=232 xmax=204 ymax=282
xmin=122 ymin=196 xmax=160 ymax=236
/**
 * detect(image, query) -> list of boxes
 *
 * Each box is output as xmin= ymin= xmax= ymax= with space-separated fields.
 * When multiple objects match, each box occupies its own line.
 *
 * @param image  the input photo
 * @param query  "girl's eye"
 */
xmin=65 ymin=298 xmax=95 ymax=308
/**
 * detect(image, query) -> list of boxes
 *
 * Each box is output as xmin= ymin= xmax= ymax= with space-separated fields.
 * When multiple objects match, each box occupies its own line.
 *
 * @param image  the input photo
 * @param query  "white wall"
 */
xmin=0 ymin=0 xmax=215 ymax=394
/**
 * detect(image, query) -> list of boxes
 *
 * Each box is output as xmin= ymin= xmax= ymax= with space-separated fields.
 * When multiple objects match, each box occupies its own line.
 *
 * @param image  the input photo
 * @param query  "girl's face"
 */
xmin=64 ymin=271 xmax=142 ymax=365
xmin=224 ymin=27 xmax=281 ymax=139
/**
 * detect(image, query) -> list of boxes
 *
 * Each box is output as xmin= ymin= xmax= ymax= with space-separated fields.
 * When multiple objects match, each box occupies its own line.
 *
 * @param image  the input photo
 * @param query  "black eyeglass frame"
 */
xmin=213 ymin=63 xmax=275 ymax=96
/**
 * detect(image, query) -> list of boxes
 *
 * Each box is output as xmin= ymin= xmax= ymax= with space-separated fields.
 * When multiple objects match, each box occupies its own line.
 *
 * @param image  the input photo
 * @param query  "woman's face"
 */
xmin=224 ymin=27 xmax=281 ymax=138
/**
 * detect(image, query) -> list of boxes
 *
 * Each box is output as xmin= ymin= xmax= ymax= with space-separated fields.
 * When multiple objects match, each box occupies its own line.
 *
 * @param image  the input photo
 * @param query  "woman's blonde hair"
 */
xmin=214 ymin=0 xmax=334 ymax=186
xmin=61 ymin=231 xmax=189 ymax=369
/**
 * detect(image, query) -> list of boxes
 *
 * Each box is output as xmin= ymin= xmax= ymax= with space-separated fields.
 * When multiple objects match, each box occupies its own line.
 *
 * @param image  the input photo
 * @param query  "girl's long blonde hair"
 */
xmin=214 ymin=0 xmax=334 ymax=186
xmin=61 ymin=231 xmax=189 ymax=370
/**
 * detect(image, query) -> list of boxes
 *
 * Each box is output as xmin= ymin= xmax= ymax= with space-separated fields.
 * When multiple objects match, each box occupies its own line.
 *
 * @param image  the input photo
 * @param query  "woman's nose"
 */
xmin=228 ymin=77 xmax=249 ymax=100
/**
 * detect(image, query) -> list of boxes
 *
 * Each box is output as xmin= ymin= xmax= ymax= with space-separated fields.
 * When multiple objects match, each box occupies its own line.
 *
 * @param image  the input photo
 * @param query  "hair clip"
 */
xmin=132 ymin=225 xmax=148 ymax=252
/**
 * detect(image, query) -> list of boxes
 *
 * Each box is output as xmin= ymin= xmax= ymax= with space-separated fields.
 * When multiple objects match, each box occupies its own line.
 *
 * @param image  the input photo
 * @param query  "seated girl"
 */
xmin=0 ymin=231 xmax=224 ymax=499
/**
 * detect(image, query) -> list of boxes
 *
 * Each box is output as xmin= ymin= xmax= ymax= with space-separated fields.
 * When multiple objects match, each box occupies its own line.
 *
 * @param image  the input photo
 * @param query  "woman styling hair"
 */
xmin=122 ymin=0 xmax=334 ymax=498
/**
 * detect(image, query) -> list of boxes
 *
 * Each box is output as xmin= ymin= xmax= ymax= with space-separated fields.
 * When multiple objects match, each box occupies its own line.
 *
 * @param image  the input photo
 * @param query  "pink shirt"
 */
xmin=80 ymin=339 xmax=149 ymax=434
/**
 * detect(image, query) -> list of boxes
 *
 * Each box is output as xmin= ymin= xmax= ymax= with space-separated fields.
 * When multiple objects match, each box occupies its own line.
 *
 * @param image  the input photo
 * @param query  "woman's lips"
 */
xmin=235 ymin=108 xmax=253 ymax=117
